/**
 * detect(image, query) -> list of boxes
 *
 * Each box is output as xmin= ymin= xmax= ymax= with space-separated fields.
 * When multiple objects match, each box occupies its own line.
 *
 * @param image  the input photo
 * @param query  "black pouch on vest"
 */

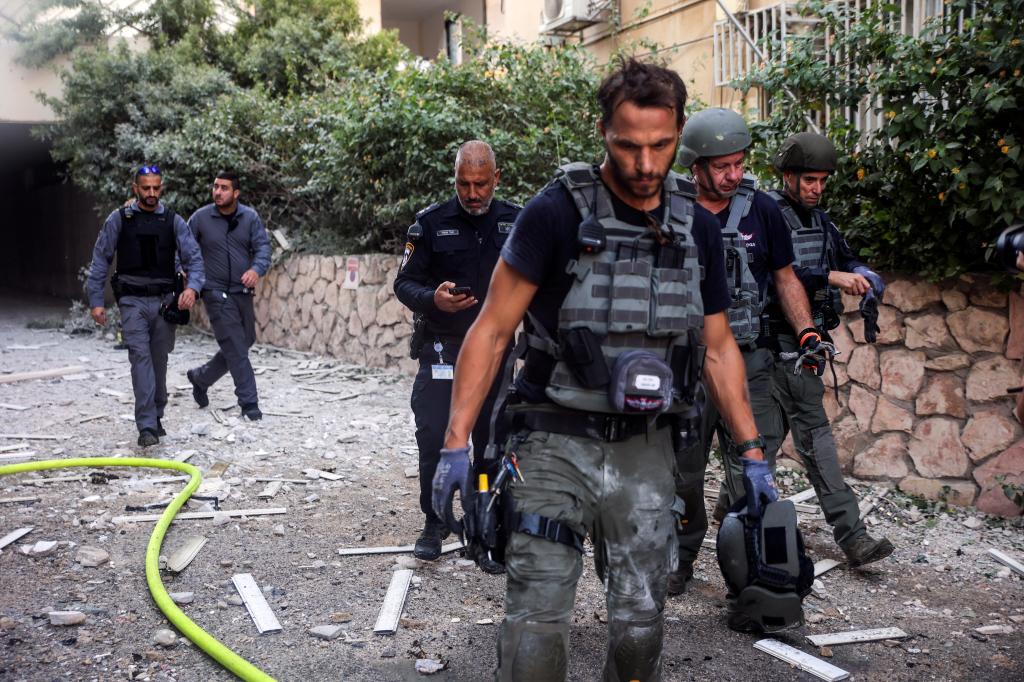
xmin=669 ymin=329 xmax=706 ymax=403
xmin=609 ymin=350 xmax=673 ymax=413
xmin=561 ymin=327 xmax=610 ymax=388
xmin=409 ymin=313 xmax=426 ymax=359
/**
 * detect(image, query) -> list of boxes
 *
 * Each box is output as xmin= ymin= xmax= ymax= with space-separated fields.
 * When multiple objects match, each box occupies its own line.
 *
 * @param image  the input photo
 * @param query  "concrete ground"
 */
xmin=0 ymin=292 xmax=1021 ymax=681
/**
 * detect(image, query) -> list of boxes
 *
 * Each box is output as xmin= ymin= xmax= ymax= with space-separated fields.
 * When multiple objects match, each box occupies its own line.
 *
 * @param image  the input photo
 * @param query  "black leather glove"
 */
xmin=860 ymin=289 xmax=880 ymax=344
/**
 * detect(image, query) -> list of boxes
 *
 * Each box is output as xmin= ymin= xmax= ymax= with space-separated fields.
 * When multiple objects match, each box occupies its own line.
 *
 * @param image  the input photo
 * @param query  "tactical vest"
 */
xmin=115 ymin=206 xmax=177 ymax=280
xmin=766 ymin=190 xmax=843 ymax=329
xmin=529 ymin=163 xmax=705 ymax=414
xmin=680 ymin=175 xmax=762 ymax=345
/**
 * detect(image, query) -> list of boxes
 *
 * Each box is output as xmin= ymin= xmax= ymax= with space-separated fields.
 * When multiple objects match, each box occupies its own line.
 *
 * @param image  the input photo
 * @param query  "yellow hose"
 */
xmin=0 ymin=457 xmax=276 ymax=682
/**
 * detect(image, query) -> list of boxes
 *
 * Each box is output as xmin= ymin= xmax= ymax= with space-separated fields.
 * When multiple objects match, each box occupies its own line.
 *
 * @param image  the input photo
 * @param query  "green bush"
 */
xmin=30 ymin=2 xmax=602 ymax=253
xmin=737 ymin=0 xmax=1024 ymax=279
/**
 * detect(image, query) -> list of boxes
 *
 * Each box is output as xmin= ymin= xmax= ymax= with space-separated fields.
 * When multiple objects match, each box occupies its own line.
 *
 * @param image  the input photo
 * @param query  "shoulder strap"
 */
xmin=768 ymin=190 xmax=804 ymax=233
xmin=555 ymin=162 xmax=603 ymax=221
xmin=724 ymin=183 xmax=755 ymax=234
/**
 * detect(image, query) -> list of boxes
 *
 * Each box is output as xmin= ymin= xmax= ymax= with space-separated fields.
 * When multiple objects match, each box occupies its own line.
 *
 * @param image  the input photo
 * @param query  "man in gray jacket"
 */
xmin=186 ymin=171 xmax=271 ymax=420
xmin=88 ymin=165 xmax=205 ymax=446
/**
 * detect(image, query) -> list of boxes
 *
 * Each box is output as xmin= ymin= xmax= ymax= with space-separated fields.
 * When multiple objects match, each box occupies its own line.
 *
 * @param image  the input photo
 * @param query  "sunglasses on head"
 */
xmin=136 ymin=165 xmax=161 ymax=177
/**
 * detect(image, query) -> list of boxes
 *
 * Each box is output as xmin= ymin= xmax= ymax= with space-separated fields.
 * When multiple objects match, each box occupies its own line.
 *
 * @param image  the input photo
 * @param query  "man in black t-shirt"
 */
xmin=431 ymin=61 xmax=774 ymax=681
xmin=670 ymin=109 xmax=818 ymax=603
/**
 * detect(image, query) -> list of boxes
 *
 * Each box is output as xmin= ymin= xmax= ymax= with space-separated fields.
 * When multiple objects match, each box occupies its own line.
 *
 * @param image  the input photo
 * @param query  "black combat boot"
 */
xmin=842 ymin=534 xmax=894 ymax=568
xmin=186 ymin=369 xmax=209 ymax=408
xmin=241 ymin=404 xmax=262 ymax=421
xmin=156 ymin=419 xmax=166 ymax=437
xmin=138 ymin=429 xmax=159 ymax=447
xmin=413 ymin=517 xmax=450 ymax=561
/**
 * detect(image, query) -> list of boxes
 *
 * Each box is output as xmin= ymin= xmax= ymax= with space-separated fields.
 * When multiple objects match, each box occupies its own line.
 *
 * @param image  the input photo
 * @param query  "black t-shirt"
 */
xmin=777 ymin=192 xmax=867 ymax=273
xmin=708 ymin=189 xmax=794 ymax=295
xmin=501 ymin=178 xmax=731 ymax=399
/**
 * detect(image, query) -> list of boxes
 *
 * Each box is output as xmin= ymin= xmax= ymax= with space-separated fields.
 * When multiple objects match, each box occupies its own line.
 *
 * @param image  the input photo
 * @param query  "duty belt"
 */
xmin=513 ymin=409 xmax=670 ymax=443
xmin=206 ymin=288 xmax=253 ymax=299
xmin=115 ymin=282 xmax=174 ymax=298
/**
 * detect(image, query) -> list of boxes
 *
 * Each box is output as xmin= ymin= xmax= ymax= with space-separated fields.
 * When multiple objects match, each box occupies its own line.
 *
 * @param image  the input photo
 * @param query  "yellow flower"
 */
xmin=927 ymin=149 xmax=937 ymax=158
xmin=1012 ymin=39 xmax=1021 ymax=46
xmin=998 ymin=138 xmax=1006 ymax=146
xmin=938 ymin=192 xmax=946 ymax=201
xmin=885 ymin=110 xmax=897 ymax=120
xmin=484 ymin=69 xmax=494 ymax=79
xmin=856 ymin=168 xmax=866 ymax=181
xmin=493 ymin=66 xmax=508 ymax=80
xmin=951 ymin=167 xmax=960 ymax=175
xmin=1002 ymin=145 xmax=1011 ymax=154
xmin=958 ymin=183 xmax=966 ymax=191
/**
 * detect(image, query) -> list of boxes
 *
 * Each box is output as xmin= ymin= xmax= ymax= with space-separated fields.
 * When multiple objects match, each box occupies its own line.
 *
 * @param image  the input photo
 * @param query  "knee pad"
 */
xmin=497 ymin=619 xmax=569 ymax=682
xmin=606 ymin=615 xmax=663 ymax=682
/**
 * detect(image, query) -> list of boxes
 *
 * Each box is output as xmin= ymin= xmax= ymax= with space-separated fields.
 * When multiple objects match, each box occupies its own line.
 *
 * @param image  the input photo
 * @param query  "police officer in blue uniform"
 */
xmin=87 ymin=166 xmax=205 ymax=446
xmin=185 ymin=171 xmax=272 ymax=421
xmin=394 ymin=140 xmax=520 ymax=561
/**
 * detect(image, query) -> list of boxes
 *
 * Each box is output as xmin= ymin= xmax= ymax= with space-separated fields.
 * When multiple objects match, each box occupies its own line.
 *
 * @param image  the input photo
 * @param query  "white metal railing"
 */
xmin=713 ymin=2 xmax=788 ymax=87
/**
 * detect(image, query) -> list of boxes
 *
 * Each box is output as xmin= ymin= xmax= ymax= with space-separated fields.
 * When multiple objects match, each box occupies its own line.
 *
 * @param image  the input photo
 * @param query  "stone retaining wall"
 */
xmin=193 ymin=253 xmax=1024 ymax=516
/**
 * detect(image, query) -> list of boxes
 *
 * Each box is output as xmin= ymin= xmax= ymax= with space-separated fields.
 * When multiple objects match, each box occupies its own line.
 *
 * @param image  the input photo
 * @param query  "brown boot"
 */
xmin=842 ymin=534 xmax=894 ymax=568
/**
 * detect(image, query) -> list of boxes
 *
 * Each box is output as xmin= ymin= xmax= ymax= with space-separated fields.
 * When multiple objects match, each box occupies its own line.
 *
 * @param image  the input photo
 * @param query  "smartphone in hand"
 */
xmin=448 ymin=286 xmax=472 ymax=297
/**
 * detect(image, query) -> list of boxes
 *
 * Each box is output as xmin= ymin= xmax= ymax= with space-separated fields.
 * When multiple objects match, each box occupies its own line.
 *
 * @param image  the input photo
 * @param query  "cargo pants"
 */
xmin=120 ymin=295 xmax=176 ymax=434
xmin=498 ymin=422 xmax=677 ymax=682
xmin=191 ymin=290 xmax=259 ymax=408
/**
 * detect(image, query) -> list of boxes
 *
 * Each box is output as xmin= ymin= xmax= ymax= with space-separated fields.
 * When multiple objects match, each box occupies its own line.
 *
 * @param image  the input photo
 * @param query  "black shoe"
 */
xmin=843 ymin=534 xmax=894 ymax=568
xmin=156 ymin=419 xmax=166 ymax=437
xmin=413 ymin=518 xmax=450 ymax=561
xmin=241 ymin=404 xmax=262 ymax=421
xmin=186 ymin=369 xmax=208 ymax=408
xmin=467 ymin=542 xmax=506 ymax=575
xmin=138 ymin=429 xmax=159 ymax=447
xmin=667 ymin=561 xmax=693 ymax=596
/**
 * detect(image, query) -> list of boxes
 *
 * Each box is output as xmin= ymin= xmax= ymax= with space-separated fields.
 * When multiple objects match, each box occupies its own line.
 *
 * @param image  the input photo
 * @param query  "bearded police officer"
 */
xmin=434 ymin=61 xmax=775 ymax=681
xmin=87 ymin=165 xmax=205 ymax=447
xmin=760 ymin=132 xmax=893 ymax=568
xmin=669 ymin=109 xmax=820 ymax=600
xmin=394 ymin=140 xmax=520 ymax=562
xmin=185 ymin=172 xmax=271 ymax=421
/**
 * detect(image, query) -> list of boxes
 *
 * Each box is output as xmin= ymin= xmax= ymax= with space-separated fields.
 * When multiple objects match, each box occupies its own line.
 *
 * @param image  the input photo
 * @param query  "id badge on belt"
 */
xmin=431 ymin=341 xmax=454 ymax=380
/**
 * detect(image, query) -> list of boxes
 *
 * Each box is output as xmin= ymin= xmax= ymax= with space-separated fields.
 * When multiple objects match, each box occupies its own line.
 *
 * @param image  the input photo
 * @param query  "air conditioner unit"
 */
xmin=540 ymin=0 xmax=600 ymax=34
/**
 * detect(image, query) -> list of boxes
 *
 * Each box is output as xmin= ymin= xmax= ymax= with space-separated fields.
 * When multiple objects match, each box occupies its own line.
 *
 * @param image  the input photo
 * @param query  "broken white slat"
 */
xmin=786 ymin=488 xmax=819 ymax=504
xmin=701 ymin=538 xmax=716 ymax=549
xmin=257 ymin=480 xmax=283 ymax=500
xmin=28 ymin=474 xmax=89 ymax=485
xmin=0 ymin=496 xmax=40 ymax=504
xmin=0 ymin=527 xmax=33 ymax=551
xmin=137 ymin=475 xmax=190 ymax=485
xmin=0 ymin=443 xmax=29 ymax=453
xmin=298 ymin=385 xmax=343 ymax=395
xmin=232 ymin=573 xmax=282 ymax=634
xmin=261 ymin=411 xmax=313 ymax=418
xmin=305 ymin=468 xmax=342 ymax=481
xmin=814 ymin=558 xmax=841 ymax=577
xmin=754 ymin=639 xmax=850 ymax=681
xmin=374 ymin=569 xmax=413 ymax=634
xmin=0 ymin=365 xmax=87 ymax=385
xmin=75 ymin=414 xmax=107 ymax=424
xmin=806 ymin=627 xmax=908 ymax=647
xmin=254 ymin=478 xmax=307 ymax=484
xmin=112 ymin=507 xmax=287 ymax=523
xmin=166 ymin=535 xmax=208 ymax=573
xmin=0 ymin=451 xmax=37 ymax=462
xmin=794 ymin=502 xmax=822 ymax=515
xmin=0 ymin=433 xmax=65 ymax=441
xmin=173 ymin=451 xmax=194 ymax=462
xmin=988 ymin=548 xmax=1024 ymax=577
xmin=271 ymin=228 xmax=291 ymax=251
xmin=99 ymin=388 xmax=127 ymax=399
xmin=338 ymin=540 xmax=465 ymax=557
xmin=0 ymin=402 xmax=30 ymax=411
xmin=859 ymin=488 xmax=888 ymax=517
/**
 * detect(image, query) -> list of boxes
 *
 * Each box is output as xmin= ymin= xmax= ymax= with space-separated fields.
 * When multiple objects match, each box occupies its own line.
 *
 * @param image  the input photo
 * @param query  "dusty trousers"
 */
xmin=119 ymin=295 xmax=176 ymax=433
xmin=765 ymin=333 xmax=865 ymax=547
xmin=499 ymin=422 xmax=677 ymax=682
xmin=191 ymin=291 xmax=258 ymax=407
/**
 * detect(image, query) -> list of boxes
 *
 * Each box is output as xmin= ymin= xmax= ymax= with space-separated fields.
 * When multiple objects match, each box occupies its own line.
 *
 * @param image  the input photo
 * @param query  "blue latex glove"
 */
xmin=853 ymin=266 xmax=885 ymax=297
xmin=432 ymin=446 xmax=472 ymax=535
xmin=741 ymin=457 xmax=779 ymax=519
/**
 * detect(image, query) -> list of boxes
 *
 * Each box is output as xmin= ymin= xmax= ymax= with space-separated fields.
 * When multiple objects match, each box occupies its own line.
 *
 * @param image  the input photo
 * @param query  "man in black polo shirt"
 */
xmin=432 ymin=61 xmax=775 ymax=681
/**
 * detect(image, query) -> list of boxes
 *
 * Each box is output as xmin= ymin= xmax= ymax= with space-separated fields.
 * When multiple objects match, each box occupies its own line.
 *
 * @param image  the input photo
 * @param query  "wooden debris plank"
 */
xmin=0 ymin=443 xmax=29 ymax=453
xmin=754 ymin=639 xmax=850 ymax=681
xmin=298 ymin=385 xmax=343 ymax=395
xmin=0 ymin=527 xmax=33 ymax=551
xmin=257 ymin=480 xmax=283 ymax=500
xmin=806 ymin=627 xmax=908 ymax=647
xmin=173 ymin=451 xmax=195 ymax=462
xmin=207 ymin=462 xmax=229 ymax=478
xmin=112 ymin=507 xmax=287 ymax=524
xmin=305 ymin=469 xmax=342 ymax=481
xmin=232 ymin=573 xmax=282 ymax=634
xmin=786 ymin=488 xmax=819 ymax=504
xmin=99 ymin=388 xmax=127 ymax=399
xmin=374 ymin=569 xmax=413 ymax=634
xmin=338 ymin=540 xmax=465 ymax=557
xmin=0 ymin=452 xmax=36 ymax=462
xmin=859 ymin=489 xmax=888 ymax=517
xmin=0 ymin=496 xmax=40 ymax=504
xmin=254 ymin=478 xmax=308 ymax=484
xmin=166 ymin=535 xmax=208 ymax=573
xmin=814 ymin=559 xmax=841 ymax=577
xmin=75 ymin=414 xmax=107 ymax=424
xmin=325 ymin=392 xmax=365 ymax=403
xmin=0 ymin=433 xmax=65 ymax=441
xmin=271 ymin=229 xmax=291 ymax=251
xmin=210 ymin=410 xmax=227 ymax=425
xmin=28 ymin=474 xmax=89 ymax=485
xmin=988 ymin=548 xmax=1024 ymax=577
xmin=0 ymin=403 xmax=30 ymax=411
xmin=138 ymin=475 xmax=190 ymax=485
xmin=701 ymin=538 xmax=716 ymax=549
xmin=261 ymin=411 xmax=313 ymax=418
xmin=0 ymin=366 xmax=87 ymax=385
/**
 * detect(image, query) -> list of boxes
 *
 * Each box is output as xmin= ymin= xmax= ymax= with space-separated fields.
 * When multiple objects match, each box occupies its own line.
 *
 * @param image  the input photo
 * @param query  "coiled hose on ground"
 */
xmin=0 ymin=456 xmax=276 ymax=682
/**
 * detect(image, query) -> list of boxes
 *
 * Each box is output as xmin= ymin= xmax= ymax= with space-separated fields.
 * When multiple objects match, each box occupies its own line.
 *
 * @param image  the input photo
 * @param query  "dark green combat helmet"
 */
xmin=677 ymin=108 xmax=751 ymax=167
xmin=773 ymin=132 xmax=838 ymax=172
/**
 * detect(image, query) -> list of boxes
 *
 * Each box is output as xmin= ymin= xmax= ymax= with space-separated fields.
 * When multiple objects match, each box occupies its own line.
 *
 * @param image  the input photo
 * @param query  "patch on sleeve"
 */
xmin=497 ymin=222 xmax=515 ymax=234
xmin=400 ymin=242 xmax=415 ymax=270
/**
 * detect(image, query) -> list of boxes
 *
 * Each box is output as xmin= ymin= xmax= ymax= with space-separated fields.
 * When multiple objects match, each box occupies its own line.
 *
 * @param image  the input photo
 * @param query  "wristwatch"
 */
xmin=736 ymin=434 xmax=766 ymax=456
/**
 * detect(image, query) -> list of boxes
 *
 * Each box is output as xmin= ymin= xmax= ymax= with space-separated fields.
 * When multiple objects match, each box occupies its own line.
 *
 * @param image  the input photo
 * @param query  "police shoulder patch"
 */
xmin=407 ymin=221 xmax=424 ymax=241
xmin=400 ymin=241 xmax=415 ymax=270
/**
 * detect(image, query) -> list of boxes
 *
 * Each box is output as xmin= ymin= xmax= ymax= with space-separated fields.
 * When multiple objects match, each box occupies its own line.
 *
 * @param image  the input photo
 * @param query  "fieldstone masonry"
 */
xmin=193 ymin=256 xmax=1024 ymax=517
